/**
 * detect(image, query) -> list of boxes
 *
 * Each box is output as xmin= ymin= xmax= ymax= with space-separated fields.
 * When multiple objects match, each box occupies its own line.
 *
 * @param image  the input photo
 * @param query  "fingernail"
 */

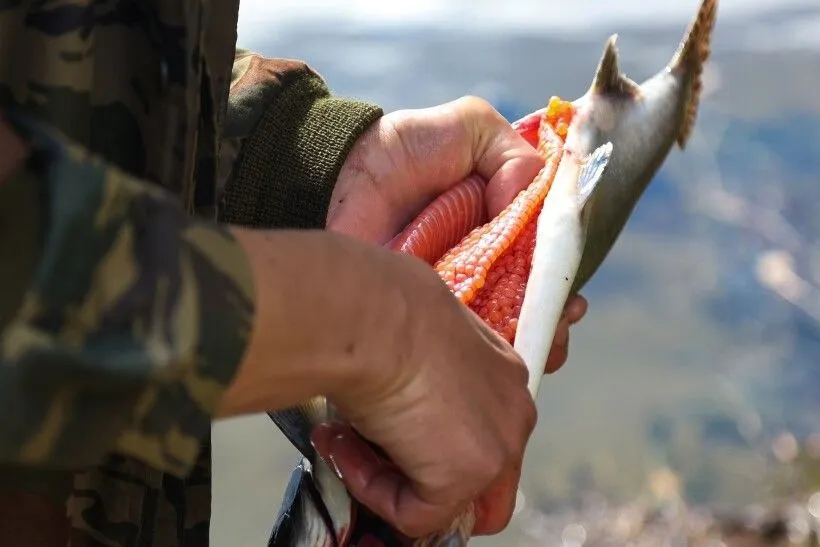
xmin=327 ymin=440 xmax=345 ymax=480
xmin=311 ymin=422 xmax=346 ymax=480
xmin=311 ymin=423 xmax=385 ymax=479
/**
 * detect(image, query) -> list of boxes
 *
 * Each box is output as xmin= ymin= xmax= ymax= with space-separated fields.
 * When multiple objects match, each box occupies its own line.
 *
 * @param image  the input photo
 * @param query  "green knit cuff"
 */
xmin=220 ymin=74 xmax=383 ymax=230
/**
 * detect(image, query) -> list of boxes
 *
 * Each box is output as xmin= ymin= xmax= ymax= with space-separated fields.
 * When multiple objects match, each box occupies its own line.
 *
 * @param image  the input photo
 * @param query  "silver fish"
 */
xmin=516 ymin=140 xmax=613 ymax=396
xmin=267 ymin=0 xmax=718 ymax=545
xmin=411 ymin=141 xmax=616 ymax=547
xmin=267 ymin=139 xmax=615 ymax=547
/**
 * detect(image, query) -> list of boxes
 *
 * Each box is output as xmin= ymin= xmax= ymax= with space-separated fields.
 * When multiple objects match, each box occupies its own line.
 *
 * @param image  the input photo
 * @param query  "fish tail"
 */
xmin=576 ymin=142 xmax=614 ymax=207
xmin=413 ymin=507 xmax=475 ymax=547
xmin=669 ymin=0 xmax=719 ymax=148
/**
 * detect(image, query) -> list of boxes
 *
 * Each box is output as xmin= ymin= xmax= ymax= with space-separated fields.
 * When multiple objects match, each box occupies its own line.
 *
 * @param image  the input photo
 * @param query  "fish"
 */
xmin=518 ymin=0 xmax=718 ymax=293
xmin=266 ymin=0 xmax=718 ymax=545
xmin=408 ymin=139 xmax=615 ymax=547
xmin=515 ymin=140 xmax=612 ymax=396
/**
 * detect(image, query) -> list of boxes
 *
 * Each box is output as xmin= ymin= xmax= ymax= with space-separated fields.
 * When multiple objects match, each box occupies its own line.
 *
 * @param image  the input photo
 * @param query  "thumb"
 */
xmin=311 ymin=422 xmax=462 ymax=538
xmin=451 ymin=97 xmax=545 ymax=218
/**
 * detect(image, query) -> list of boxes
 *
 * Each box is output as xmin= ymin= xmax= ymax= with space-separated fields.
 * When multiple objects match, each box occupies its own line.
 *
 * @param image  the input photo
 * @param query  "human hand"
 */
xmin=311 ymin=248 xmax=538 ymax=538
xmin=328 ymin=96 xmax=586 ymax=374
xmin=224 ymin=226 xmax=538 ymax=537
xmin=546 ymin=294 xmax=587 ymax=374
xmin=328 ymin=95 xmax=544 ymax=244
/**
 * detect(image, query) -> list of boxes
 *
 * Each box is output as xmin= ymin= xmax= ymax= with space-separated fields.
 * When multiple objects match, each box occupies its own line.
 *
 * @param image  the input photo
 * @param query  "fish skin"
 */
xmin=515 ymin=140 xmax=613 ymax=396
xmin=266 ymin=1 xmax=718 ymax=545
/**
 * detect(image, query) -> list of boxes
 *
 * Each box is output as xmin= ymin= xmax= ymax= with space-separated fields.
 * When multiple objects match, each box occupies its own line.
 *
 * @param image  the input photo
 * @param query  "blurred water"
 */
xmin=212 ymin=2 xmax=820 ymax=545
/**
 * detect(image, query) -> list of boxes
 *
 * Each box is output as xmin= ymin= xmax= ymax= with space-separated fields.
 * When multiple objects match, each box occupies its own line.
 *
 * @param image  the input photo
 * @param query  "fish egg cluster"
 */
xmin=545 ymin=95 xmax=575 ymax=141
xmin=432 ymin=95 xmax=576 ymax=342
xmin=469 ymin=217 xmax=539 ymax=342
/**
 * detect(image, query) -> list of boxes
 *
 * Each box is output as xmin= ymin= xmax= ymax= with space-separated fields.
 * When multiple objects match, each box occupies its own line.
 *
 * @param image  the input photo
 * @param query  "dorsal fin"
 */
xmin=591 ymin=35 xmax=640 ymax=97
xmin=268 ymin=396 xmax=331 ymax=459
xmin=669 ymin=0 xmax=719 ymax=148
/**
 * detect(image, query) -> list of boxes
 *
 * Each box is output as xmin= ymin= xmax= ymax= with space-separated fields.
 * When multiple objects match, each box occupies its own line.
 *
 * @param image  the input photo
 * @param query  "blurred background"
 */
xmin=211 ymin=1 xmax=820 ymax=545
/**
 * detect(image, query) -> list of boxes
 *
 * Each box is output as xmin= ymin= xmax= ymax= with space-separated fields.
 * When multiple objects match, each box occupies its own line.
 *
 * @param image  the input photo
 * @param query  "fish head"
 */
xmin=567 ymin=0 xmax=718 ymax=292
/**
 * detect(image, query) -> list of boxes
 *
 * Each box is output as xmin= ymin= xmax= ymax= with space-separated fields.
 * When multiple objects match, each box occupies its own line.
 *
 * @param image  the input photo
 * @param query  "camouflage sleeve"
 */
xmin=218 ymin=49 xmax=384 ymax=229
xmin=0 ymin=108 xmax=255 ymax=477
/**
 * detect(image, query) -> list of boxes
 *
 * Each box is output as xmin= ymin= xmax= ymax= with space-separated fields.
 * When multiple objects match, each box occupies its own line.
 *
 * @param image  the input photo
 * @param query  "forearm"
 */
xmin=0 ymin=110 xmax=254 ymax=475
xmin=217 ymin=227 xmax=411 ymax=417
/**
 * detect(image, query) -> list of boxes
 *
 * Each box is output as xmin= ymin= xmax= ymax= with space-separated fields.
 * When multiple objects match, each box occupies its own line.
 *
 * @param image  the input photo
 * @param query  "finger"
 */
xmin=510 ymin=109 xmax=545 ymax=149
xmin=471 ymin=466 xmax=523 ymax=535
xmin=544 ymin=320 xmax=570 ymax=374
xmin=544 ymin=296 xmax=587 ymax=375
xmin=452 ymin=97 xmax=545 ymax=218
xmin=311 ymin=422 xmax=462 ymax=538
xmin=477 ymin=122 xmax=545 ymax=218
xmin=564 ymin=295 xmax=588 ymax=325
xmin=483 ymin=149 xmax=546 ymax=219
xmin=544 ymin=340 xmax=569 ymax=374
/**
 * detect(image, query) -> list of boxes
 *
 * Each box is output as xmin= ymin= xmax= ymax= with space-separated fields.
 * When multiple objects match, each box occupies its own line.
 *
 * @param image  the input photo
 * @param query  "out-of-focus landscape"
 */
xmin=211 ymin=1 xmax=820 ymax=545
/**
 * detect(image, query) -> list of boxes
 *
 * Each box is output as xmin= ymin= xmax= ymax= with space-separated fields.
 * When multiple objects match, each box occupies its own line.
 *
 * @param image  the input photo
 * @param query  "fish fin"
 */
xmin=577 ymin=142 xmax=613 ymax=207
xmin=268 ymin=458 xmax=311 ymax=547
xmin=669 ymin=0 xmax=718 ymax=148
xmin=591 ymin=35 xmax=640 ymax=97
xmin=268 ymin=396 xmax=331 ymax=459
xmin=268 ymin=457 xmax=341 ymax=547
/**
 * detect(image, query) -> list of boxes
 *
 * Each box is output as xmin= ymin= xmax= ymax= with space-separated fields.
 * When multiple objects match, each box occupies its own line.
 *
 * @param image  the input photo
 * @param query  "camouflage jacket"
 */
xmin=0 ymin=1 xmax=383 ymax=546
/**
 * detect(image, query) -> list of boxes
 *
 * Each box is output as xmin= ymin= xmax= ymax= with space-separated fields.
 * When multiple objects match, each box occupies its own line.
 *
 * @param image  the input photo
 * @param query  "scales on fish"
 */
xmin=267 ymin=0 xmax=719 ymax=545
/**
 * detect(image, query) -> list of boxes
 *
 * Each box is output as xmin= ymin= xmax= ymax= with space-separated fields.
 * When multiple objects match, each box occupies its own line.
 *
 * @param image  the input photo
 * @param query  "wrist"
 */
xmin=329 ymin=118 xmax=382 ymax=220
xmin=217 ymin=227 xmax=408 ymax=417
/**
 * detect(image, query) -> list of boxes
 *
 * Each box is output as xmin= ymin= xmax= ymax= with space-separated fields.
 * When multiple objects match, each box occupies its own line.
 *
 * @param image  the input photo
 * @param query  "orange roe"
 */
xmin=545 ymin=95 xmax=574 ymax=141
xmin=433 ymin=96 xmax=575 ymax=342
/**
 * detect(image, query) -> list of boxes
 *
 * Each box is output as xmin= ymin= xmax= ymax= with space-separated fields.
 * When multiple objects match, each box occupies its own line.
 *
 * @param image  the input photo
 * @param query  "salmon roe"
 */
xmin=433 ymin=96 xmax=576 ymax=343
xmin=545 ymin=95 xmax=575 ymax=141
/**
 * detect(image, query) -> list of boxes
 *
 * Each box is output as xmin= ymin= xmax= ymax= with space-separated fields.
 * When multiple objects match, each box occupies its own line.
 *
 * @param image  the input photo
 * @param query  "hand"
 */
xmin=328 ymin=95 xmax=544 ymax=244
xmin=328 ymin=96 xmax=586 ymax=375
xmin=312 ymin=249 xmax=538 ymax=538
xmin=545 ymin=295 xmax=588 ymax=374
xmin=224 ymin=228 xmax=537 ymax=537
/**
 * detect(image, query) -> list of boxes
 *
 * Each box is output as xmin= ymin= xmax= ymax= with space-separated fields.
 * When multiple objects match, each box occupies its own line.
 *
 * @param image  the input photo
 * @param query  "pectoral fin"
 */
xmin=576 ymin=142 xmax=613 ymax=206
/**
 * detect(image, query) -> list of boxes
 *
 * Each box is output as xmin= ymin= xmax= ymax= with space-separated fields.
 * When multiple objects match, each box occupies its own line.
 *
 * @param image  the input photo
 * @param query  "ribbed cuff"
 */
xmin=220 ymin=73 xmax=383 ymax=229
